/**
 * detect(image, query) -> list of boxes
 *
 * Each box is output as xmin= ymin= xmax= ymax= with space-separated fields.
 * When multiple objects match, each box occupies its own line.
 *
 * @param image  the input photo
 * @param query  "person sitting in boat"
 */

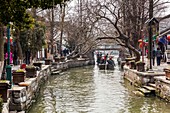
xmin=107 ymin=57 xmax=115 ymax=66
xmin=96 ymin=52 xmax=102 ymax=64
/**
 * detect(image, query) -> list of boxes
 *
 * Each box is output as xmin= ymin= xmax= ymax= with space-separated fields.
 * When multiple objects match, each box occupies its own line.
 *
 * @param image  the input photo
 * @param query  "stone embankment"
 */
xmin=2 ymin=59 xmax=94 ymax=113
xmin=123 ymin=61 xmax=170 ymax=102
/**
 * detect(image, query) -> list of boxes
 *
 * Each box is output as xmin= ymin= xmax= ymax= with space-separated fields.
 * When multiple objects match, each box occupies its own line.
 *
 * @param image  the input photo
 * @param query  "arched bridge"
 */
xmin=95 ymin=45 xmax=122 ymax=51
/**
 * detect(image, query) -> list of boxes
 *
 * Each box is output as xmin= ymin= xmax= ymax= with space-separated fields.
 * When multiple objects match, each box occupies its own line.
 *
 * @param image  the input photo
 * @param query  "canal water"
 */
xmin=29 ymin=64 xmax=170 ymax=113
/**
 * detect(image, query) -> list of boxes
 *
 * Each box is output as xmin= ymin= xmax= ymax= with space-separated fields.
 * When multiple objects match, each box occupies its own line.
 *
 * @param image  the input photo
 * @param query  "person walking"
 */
xmin=152 ymin=49 xmax=156 ymax=66
xmin=156 ymin=47 xmax=162 ymax=66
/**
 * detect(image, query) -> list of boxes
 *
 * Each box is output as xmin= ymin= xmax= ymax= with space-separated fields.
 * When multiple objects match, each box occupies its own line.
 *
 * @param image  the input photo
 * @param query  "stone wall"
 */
xmin=7 ymin=65 xmax=51 ymax=112
xmin=123 ymin=65 xmax=165 ymax=86
xmin=2 ymin=59 xmax=94 ymax=112
xmin=155 ymin=76 xmax=170 ymax=102
xmin=51 ymin=59 xmax=94 ymax=71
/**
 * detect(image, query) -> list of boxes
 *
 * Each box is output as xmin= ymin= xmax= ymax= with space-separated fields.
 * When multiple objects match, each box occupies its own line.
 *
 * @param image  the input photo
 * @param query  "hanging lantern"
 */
xmin=138 ymin=39 xmax=143 ymax=43
xmin=6 ymin=37 xmax=13 ymax=43
xmin=167 ymin=35 xmax=170 ymax=41
xmin=139 ymin=42 xmax=143 ymax=48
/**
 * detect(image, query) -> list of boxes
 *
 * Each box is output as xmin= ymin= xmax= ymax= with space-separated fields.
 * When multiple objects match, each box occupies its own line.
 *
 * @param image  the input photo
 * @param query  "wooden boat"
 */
xmin=98 ymin=63 xmax=115 ymax=70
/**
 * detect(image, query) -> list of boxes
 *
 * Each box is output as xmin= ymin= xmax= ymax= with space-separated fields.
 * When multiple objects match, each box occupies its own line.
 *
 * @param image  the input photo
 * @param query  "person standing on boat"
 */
xmin=104 ymin=54 xmax=108 ymax=64
xmin=96 ymin=52 xmax=101 ymax=64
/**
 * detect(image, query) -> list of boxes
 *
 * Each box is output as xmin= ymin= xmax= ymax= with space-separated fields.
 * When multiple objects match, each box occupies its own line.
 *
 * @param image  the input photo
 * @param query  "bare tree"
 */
xmin=83 ymin=0 xmax=169 ymax=61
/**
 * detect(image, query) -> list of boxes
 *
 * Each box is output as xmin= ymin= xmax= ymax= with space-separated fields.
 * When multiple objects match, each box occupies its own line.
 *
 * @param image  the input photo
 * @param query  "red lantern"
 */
xmin=139 ymin=42 xmax=143 ymax=48
xmin=6 ymin=37 xmax=13 ymax=43
xmin=138 ymin=39 xmax=143 ymax=43
xmin=167 ymin=35 xmax=170 ymax=41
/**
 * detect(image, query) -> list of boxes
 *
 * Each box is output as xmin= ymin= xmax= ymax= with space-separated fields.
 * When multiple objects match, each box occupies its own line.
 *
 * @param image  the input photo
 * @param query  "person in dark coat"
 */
xmin=152 ymin=49 xmax=156 ymax=66
xmin=156 ymin=47 xmax=162 ymax=66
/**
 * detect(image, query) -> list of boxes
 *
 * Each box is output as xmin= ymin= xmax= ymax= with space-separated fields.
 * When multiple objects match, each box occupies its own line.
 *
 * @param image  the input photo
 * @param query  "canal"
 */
xmin=29 ymin=64 xmax=170 ymax=113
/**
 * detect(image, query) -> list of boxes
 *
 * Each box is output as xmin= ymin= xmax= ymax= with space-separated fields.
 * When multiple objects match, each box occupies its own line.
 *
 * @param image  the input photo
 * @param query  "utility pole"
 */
xmin=6 ymin=23 xmax=12 ymax=84
xmin=148 ymin=0 xmax=153 ymax=70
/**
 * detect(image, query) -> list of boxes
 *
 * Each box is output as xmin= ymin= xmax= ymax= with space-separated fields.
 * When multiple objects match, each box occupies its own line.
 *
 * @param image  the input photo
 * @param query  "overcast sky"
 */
xmin=69 ymin=0 xmax=170 ymax=16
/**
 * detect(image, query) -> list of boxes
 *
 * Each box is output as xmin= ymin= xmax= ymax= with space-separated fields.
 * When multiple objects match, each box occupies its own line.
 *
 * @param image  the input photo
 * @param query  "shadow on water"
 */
xmin=29 ymin=64 xmax=170 ymax=113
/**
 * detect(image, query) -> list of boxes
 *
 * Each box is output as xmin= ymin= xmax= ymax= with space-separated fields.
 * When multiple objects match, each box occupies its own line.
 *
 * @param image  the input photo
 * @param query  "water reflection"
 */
xmin=29 ymin=65 xmax=170 ymax=113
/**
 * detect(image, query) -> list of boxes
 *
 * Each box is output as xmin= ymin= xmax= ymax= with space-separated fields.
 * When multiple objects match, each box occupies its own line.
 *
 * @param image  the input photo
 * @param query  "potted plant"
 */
xmin=33 ymin=62 xmax=42 ymax=69
xmin=12 ymin=69 xmax=25 ymax=85
xmin=0 ymin=80 xmax=10 ymax=102
xmin=164 ymin=68 xmax=170 ymax=80
xmin=54 ymin=57 xmax=65 ymax=63
xmin=136 ymin=61 xmax=145 ymax=72
xmin=25 ymin=65 xmax=37 ymax=78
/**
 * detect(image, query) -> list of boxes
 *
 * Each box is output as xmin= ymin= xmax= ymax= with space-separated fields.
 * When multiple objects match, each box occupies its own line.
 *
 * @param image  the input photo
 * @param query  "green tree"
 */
xmin=0 ymin=0 xmax=69 ymax=70
xmin=20 ymin=22 xmax=46 ymax=60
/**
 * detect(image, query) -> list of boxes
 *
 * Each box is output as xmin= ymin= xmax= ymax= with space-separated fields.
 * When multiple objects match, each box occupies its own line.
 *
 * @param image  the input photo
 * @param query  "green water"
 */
xmin=28 ymin=65 xmax=170 ymax=113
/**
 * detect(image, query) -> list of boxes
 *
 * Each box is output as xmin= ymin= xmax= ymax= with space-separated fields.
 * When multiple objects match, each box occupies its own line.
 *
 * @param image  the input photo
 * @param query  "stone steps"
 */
xmin=138 ymin=88 xmax=151 ymax=95
xmin=143 ymin=85 xmax=156 ymax=91
xmin=51 ymin=70 xmax=62 ymax=75
xmin=132 ymin=91 xmax=145 ymax=96
xmin=135 ymin=84 xmax=156 ymax=96
xmin=148 ymin=83 xmax=156 ymax=88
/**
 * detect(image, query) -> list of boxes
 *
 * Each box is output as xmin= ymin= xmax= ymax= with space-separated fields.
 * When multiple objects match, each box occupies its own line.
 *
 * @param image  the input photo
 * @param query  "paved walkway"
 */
xmin=144 ymin=56 xmax=168 ymax=72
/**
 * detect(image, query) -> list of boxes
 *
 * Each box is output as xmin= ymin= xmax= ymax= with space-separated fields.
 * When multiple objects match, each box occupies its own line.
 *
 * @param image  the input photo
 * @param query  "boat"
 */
xmin=98 ymin=63 xmax=115 ymax=70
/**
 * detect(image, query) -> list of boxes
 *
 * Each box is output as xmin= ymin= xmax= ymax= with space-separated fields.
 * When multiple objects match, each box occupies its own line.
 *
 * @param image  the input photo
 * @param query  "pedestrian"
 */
xmin=152 ymin=49 xmax=156 ymax=66
xmin=156 ymin=47 xmax=162 ymax=66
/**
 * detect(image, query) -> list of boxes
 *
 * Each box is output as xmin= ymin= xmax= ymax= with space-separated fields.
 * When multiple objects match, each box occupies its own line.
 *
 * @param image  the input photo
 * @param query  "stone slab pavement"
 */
xmin=143 ymin=56 xmax=169 ymax=72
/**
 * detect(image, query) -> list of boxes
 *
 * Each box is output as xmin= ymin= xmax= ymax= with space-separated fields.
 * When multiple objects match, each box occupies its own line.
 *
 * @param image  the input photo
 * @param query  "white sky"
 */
xmin=69 ymin=0 xmax=170 ymax=16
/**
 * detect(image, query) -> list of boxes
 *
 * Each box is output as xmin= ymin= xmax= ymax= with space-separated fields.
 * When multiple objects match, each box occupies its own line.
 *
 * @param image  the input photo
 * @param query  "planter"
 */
xmin=54 ymin=57 xmax=65 ymax=63
xmin=33 ymin=62 xmax=42 ymax=69
xmin=164 ymin=68 xmax=170 ymax=80
xmin=25 ymin=67 xmax=37 ymax=78
xmin=12 ymin=71 xmax=25 ymax=85
xmin=129 ymin=60 xmax=136 ymax=69
xmin=0 ymin=80 xmax=10 ymax=102
xmin=125 ymin=57 xmax=135 ymax=65
xmin=120 ymin=61 xmax=126 ymax=69
xmin=136 ymin=62 xmax=145 ymax=72
xmin=45 ymin=59 xmax=52 ymax=65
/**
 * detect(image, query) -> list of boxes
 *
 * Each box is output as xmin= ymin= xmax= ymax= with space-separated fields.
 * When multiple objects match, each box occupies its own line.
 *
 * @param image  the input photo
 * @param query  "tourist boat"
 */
xmin=98 ymin=63 xmax=115 ymax=70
